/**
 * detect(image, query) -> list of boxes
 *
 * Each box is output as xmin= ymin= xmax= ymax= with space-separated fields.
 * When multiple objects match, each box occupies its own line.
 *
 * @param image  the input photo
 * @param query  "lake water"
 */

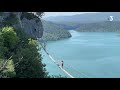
xmin=40 ymin=30 xmax=120 ymax=78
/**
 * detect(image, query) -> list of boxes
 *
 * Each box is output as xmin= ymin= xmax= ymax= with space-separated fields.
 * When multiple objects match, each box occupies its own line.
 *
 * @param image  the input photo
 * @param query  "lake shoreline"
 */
xmin=42 ymin=30 xmax=120 ymax=78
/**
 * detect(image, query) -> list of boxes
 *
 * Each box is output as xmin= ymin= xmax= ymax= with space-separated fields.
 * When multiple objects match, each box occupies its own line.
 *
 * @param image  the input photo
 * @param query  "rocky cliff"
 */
xmin=0 ymin=12 xmax=44 ymax=38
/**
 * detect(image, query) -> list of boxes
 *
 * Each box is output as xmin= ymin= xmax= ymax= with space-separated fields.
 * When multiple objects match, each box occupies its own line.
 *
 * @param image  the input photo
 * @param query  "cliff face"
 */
xmin=0 ymin=12 xmax=44 ymax=38
xmin=20 ymin=17 xmax=43 ymax=38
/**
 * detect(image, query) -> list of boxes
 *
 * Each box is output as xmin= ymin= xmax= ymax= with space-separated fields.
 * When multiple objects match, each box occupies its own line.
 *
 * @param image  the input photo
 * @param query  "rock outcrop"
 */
xmin=21 ymin=17 xmax=43 ymax=38
xmin=0 ymin=12 xmax=44 ymax=38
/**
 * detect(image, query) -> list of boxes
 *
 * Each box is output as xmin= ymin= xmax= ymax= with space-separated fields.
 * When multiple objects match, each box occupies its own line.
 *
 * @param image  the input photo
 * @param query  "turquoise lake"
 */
xmin=40 ymin=30 xmax=120 ymax=78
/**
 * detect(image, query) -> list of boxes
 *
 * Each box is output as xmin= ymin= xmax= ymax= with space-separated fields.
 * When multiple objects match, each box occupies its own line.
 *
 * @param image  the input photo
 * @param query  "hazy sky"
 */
xmin=42 ymin=12 xmax=98 ymax=18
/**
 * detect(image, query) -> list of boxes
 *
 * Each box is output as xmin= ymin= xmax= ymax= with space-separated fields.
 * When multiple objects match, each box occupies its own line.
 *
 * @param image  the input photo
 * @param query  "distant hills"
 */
xmin=42 ymin=12 xmax=120 ymax=38
xmin=43 ymin=12 xmax=120 ymax=32
xmin=44 ymin=12 xmax=120 ymax=24
xmin=42 ymin=20 xmax=71 ymax=41
xmin=75 ymin=21 xmax=120 ymax=32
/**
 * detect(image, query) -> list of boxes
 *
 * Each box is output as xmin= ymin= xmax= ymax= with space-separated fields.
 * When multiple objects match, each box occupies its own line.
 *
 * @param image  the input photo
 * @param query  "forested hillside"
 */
xmin=42 ymin=20 xmax=72 ymax=41
xmin=76 ymin=21 xmax=120 ymax=32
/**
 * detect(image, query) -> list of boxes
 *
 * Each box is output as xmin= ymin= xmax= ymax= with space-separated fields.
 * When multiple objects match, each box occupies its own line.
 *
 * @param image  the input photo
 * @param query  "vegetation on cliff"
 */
xmin=0 ymin=12 xmax=49 ymax=78
xmin=0 ymin=12 xmax=67 ymax=78
xmin=0 ymin=26 xmax=48 ymax=78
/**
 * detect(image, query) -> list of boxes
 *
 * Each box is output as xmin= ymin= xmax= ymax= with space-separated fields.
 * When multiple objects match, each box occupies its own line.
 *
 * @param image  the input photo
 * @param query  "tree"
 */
xmin=0 ymin=57 xmax=16 ymax=78
xmin=0 ymin=26 xmax=18 ymax=78
xmin=0 ymin=34 xmax=8 ymax=58
xmin=0 ymin=26 xmax=48 ymax=78
xmin=1 ymin=26 xmax=19 ymax=58
xmin=1 ymin=27 xmax=19 ymax=50
xmin=0 ymin=12 xmax=51 ymax=78
xmin=13 ymin=38 xmax=48 ymax=78
xmin=12 ymin=28 xmax=48 ymax=78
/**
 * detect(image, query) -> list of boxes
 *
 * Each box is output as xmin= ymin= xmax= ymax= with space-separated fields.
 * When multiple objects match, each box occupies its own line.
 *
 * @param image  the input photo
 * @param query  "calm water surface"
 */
xmin=40 ymin=30 xmax=120 ymax=78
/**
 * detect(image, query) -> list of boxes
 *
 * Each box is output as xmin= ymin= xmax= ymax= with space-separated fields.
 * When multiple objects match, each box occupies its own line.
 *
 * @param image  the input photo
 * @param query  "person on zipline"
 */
xmin=61 ymin=60 xmax=64 ymax=68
